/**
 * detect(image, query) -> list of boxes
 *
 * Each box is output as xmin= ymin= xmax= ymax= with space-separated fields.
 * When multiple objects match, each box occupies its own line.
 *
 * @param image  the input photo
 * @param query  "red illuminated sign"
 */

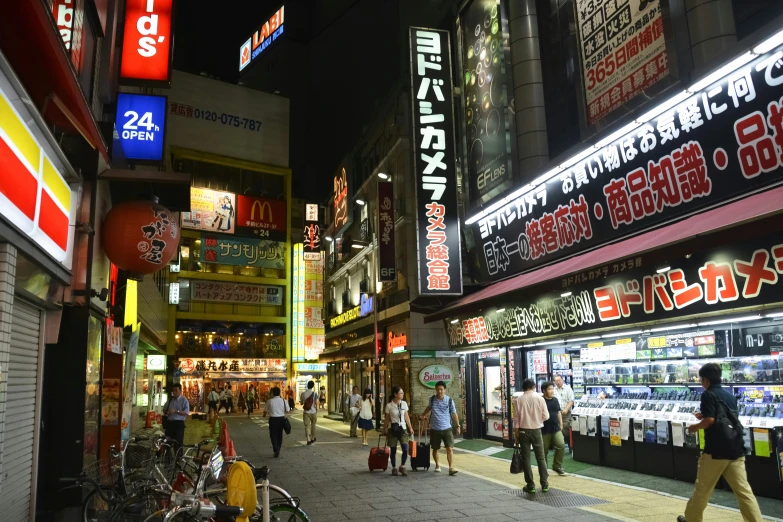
xmin=235 ymin=195 xmax=286 ymax=242
xmin=120 ymin=0 xmax=174 ymax=84
xmin=52 ymin=0 xmax=74 ymax=50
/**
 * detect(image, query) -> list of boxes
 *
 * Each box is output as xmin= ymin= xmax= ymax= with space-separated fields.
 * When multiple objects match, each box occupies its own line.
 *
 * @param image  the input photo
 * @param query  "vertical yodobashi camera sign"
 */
xmin=409 ymin=27 xmax=463 ymax=296
xmin=239 ymin=5 xmax=285 ymax=72
xmin=120 ymin=0 xmax=174 ymax=85
xmin=115 ymin=93 xmax=167 ymax=162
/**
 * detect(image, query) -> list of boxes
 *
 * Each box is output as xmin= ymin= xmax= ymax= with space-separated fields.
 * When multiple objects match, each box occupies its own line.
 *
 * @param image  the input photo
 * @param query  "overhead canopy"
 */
xmin=425 ymin=185 xmax=783 ymax=323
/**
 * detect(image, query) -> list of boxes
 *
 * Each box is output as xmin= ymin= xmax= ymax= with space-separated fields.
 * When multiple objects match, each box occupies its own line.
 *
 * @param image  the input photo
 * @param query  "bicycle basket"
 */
xmin=82 ymin=459 xmax=117 ymax=487
xmin=125 ymin=443 xmax=155 ymax=469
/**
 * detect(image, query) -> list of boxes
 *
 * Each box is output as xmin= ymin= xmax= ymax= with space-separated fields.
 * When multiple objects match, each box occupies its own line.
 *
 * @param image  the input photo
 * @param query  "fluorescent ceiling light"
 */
xmin=351 ymin=244 xmax=364 ymax=249
xmin=533 ymin=339 xmax=565 ymax=346
xmin=689 ymin=52 xmax=754 ymax=93
xmin=697 ymin=315 xmax=760 ymax=326
xmin=569 ymin=335 xmax=601 ymax=342
xmin=450 ymin=319 xmax=459 ymax=324
xmin=496 ymin=308 xmax=506 ymax=313
xmin=355 ymin=199 xmax=366 ymax=206
xmin=765 ymin=312 xmax=783 ymax=319
xmin=656 ymin=266 xmax=671 ymax=274
xmin=602 ymin=330 xmax=642 ymax=338
xmin=377 ymin=173 xmax=389 ymax=180
xmin=648 ymin=323 xmax=698 ymax=333
xmin=324 ymin=236 xmax=333 ymax=242
xmin=561 ymin=291 xmax=572 ymax=298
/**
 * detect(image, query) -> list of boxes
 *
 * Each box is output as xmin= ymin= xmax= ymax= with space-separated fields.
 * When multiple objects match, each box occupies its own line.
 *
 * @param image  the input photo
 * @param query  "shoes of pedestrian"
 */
xmin=555 ymin=468 xmax=567 ymax=476
xmin=363 ymin=442 xmax=368 ymax=446
xmin=448 ymin=468 xmax=458 ymax=476
xmin=434 ymin=466 xmax=441 ymax=473
xmin=522 ymin=485 xmax=536 ymax=494
xmin=399 ymin=466 xmax=407 ymax=476
xmin=392 ymin=468 xmax=399 ymax=476
xmin=677 ymin=517 xmax=686 ymax=522
xmin=307 ymin=440 xmax=312 ymax=445
xmin=274 ymin=452 xmax=280 ymax=458
xmin=312 ymin=439 xmax=316 ymax=444
xmin=542 ymin=486 xmax=550 ymax=493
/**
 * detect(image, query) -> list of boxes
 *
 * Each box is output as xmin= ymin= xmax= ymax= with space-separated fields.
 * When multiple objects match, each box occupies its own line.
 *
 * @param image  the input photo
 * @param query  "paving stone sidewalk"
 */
xmin=225 ymin=413 xmax=619 ymax=522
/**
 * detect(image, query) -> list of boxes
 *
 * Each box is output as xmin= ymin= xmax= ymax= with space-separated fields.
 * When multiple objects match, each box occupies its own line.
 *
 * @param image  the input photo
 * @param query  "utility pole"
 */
xmin=372 ymin=231 xmax=380 ymax=430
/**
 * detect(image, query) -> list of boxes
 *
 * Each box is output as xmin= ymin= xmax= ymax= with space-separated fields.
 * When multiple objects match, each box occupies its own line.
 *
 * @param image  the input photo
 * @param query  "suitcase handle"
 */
xmin=418 ymin=417 xmax=429 ymax=444
xmin=377 ymin=434 xmax=387 ymax=449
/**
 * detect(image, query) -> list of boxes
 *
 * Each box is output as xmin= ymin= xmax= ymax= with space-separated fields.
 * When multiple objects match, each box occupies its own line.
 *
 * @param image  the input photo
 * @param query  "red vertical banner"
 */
xmin=377 ymin=181 xmax=396 ymax=281
xmin=120 ymin=0 xmax=174 ymax=84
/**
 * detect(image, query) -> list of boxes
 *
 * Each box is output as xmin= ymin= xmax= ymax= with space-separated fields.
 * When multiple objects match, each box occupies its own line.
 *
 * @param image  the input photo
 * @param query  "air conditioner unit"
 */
xmin=359 ymin=278 xmax=369 ymax=294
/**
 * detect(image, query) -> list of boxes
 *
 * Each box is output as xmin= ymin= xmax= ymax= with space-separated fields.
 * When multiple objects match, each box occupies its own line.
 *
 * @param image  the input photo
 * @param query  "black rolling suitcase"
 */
xmin=410 ymin=418 xmax=431 ymax=471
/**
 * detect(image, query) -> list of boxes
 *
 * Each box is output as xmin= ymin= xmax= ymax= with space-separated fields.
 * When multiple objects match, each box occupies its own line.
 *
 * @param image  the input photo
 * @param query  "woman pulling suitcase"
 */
xmin=383 ymin=386 xmax=414 ymax=476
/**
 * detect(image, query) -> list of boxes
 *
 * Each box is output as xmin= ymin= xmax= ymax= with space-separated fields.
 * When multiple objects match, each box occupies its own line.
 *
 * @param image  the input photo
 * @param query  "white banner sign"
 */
xmin=191 ymin=280 xmax=283 ymax=306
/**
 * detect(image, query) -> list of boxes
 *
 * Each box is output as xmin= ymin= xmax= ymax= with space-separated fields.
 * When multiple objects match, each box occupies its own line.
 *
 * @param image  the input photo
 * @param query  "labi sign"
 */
xmin=419 ymin=365 xmax=454 ymax=388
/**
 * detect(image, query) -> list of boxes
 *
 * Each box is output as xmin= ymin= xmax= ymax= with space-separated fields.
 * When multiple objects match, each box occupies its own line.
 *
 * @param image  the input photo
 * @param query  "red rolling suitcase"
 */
xmin=410 ymin=419 xmax=431 ymax=471
xmin=368 ymin=434 xmax=390 ymax=471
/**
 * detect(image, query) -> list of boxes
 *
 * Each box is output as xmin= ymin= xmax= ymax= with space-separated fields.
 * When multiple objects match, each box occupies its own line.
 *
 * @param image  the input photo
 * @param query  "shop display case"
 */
xmin=484 ymin=365 xmax=504 ymax=438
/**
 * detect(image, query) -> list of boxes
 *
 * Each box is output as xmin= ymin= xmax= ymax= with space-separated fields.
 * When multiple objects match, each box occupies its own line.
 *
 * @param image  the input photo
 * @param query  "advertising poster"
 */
xmin=587 ymin=415 xmax=597 ymax=436
xmin=459 ymin=0 xmax=515 ymax=201
xmin=103 ymin=378 xmax=121 ymax=401
xmin=601 ymin=415 xmax=610 ymax=438
xmin=609 ymin=418 xmax=622 ymax=446
xmin=191 ymin=280 xmax=283 ymax=306
xmin=102 ymin=402 xmax=119 ymax=426
xmin=576 ymin=0 xmax=668 ymax=125
xmin=410 ymin=27 xmax=463 ymax=296
xmin=121 ymin=324 xmax=140 ymax=441
xmin=182 ymin=187 xmax=236 ymax=233
xmin=656 ymin=419 xmax=669 ymax=444
xmin=643 ymin=419 xmax=656 ymax=443
xmin=633 ymin=419 xmax=644 ymax=442
xmin=200 ymin=234 xmax=284 ymax=269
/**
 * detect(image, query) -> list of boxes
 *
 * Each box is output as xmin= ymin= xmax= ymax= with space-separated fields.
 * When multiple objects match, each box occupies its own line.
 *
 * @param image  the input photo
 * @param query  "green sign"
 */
xmin=200 ymin=233 xmax=284 ymax=269
xmin=418 ymin=364 xmax=454 ymax=388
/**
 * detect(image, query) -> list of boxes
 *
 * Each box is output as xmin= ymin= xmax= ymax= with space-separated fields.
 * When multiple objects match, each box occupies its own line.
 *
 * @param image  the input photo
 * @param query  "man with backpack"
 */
xmin=301 ymin=380 xmax=318 ymax=445
xmin=679 ymin=363 xmax=762 ymax=522
xmin=420 ymin=381 xmax=461 ymax=476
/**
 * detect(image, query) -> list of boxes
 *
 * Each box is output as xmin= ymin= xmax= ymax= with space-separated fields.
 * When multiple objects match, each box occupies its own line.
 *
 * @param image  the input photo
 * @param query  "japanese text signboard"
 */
xmin=471 ymin=43 xmax=783 ymax=283
xmin=52 ymin=0 xmax=74 ymax=50
xmin=235 ymin=195 xmax=286 ymax=241
xmin=459 ymin=0 xmax=515 ymax=202
xmin=120 ymin=0 xmax=174 ymax=84
xmin=179 ymin=358 xmax=286 ymax=375
xmin=410 ymin=27 xmax=463 ymax=296
xmin=447 ymin=234 xmax=783 ymax=348
xmin=115 ymin=93 xmax=167 ymax=162
xmin=577 ymin=0 xmax=668 ymax=125
xmin=200 ymin=234 xmax=284 ymax=269
xmin=303 ymin=203 xmax=321 ymax=260
xmin=191 ymin=281 xmax=282 ymax=306
xmin=377 ymin=181 xmax=397 ymax=281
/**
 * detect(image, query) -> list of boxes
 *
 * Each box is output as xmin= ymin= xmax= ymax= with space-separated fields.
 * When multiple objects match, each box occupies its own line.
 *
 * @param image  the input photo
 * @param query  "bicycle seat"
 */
xmin=253 ymin=465 xmax=270 ymax=481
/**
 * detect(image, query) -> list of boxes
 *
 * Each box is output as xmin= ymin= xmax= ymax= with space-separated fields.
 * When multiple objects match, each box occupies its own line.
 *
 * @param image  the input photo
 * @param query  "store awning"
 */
xmin=425 ymin=185 xmax=783 ymax=323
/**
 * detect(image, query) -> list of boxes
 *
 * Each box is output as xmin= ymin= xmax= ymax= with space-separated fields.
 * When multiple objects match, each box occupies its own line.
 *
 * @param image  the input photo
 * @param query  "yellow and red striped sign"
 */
xmin=0 ymin=84 xmax=74 ymax=267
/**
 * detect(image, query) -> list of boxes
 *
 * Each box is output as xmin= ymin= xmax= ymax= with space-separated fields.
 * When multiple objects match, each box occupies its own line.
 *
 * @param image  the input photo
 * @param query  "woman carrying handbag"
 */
xmin=358 ymin=388 xmax=375 ymax=446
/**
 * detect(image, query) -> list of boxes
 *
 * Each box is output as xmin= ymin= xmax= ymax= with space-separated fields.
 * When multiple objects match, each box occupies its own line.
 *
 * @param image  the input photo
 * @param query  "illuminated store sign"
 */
xmin=446 ymin=235 xmax=783 ymax=348
xmin=295 ymin=363 xmax=327 ymax=373
xmin=410 ymin=27 xmax=463 ymax=295
xmin=239 ymin=5 xmax=285 ymax=72
xmin=333 ymin=166 xmax=350 ymax=236
xmin=330 ymin=294 xmax=374 ymax=329
xmin=120 ymin=0 xmax=174 ymax=84
xmin=465 ymin=38 xmax=783 ymax=283
xmin=115 ymin=93 xmax=167 ymax=162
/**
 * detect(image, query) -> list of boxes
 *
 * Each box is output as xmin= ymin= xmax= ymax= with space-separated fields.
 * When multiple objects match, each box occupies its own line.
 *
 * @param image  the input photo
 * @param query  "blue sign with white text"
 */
xmin=115 ymin=93 xmax=166 ymax=161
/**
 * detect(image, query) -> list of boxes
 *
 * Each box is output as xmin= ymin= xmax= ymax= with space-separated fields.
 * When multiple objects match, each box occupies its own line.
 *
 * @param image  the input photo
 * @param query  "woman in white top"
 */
xmin=263 ymin=386 xmax=290 ymax=458
xmin=383 ymin=386 xmax=414 ymax=476
xmin=358 ymin=388 xmax=375 ymax=446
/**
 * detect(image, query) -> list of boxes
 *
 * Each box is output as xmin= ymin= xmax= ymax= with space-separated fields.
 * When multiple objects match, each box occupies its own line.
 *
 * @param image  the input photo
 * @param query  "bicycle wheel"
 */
xmin=269 ymin=504 xmax=310 ymax=522
xmin=83 ymin=487 xmax=120 ymax=522
xmin=108 ymin=490 xmax=170 ymax=522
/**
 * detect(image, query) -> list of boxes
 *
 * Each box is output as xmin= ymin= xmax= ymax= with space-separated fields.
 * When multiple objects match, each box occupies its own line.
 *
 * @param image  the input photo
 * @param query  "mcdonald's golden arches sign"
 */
xmin=236 ymin=194 xmax=286 ymax=241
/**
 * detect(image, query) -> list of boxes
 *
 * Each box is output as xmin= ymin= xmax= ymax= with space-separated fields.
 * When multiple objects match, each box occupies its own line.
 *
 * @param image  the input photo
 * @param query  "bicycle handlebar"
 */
xmin=214 ymin=505 xmax=243 ymax=517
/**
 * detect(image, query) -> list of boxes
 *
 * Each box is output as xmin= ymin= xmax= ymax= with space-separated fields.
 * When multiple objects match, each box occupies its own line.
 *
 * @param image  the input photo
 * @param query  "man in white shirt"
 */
xmin=345 ymin=386 xmax=362 ymax=437
xmin=225 ymin=384 xmax=234 ymax=413
xmin=207 ymin=388 xmax=220 ymax=420
xmin=300 ymin=381 xmax=319 ymax=444
xmin=165 ymin=384 xmax=190 ymax=447
xmin=512 ymin=379 xmax=550 ymax=493
xmin=554 ymin=375 xmax=575 ymax=442
xmin=263 ymin=386 xmax=290 ymax=457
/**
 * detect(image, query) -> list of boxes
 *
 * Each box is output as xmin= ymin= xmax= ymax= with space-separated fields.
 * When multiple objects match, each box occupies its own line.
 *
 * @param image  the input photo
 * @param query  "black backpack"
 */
xmin=707 ymin=390 xmax=745 ymax=459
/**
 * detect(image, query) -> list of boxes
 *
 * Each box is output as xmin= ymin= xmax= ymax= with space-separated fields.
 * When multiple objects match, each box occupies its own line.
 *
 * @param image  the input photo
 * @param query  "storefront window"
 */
xmin=175 ymin=331 xmax=286 ymax=358
xmin=84 ymin=315 xmax=102 ymax=467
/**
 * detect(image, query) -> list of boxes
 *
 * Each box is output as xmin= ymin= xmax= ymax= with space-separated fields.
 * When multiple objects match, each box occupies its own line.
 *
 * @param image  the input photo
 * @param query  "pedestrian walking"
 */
xmin=286 ymin=386 xmax=296 ymax=411
xmin=420 ymin=380 xmax=460 ymax=475
xmin=263 ymin=386 xmax=290 ymax=458
xmin=541 ymin=381 xmax=566 ymax=476
xmin=319 ymin=390 xmax=326 ymax=410
xmin=358 ymin=388 xmax=375 ymax=445
xmin=346 ymin=386 xmax=362 ymax=437
xmin=207 ymin=388 xmax=220 ymax=418
xmin=164 ymin=384 xmax=189 ymax=447
xmin=225 ymin=384 xmax=234 ymax=413
xmin=247 ymin=385 xmax=257 ymax=417
xmin=553 ymin=375 xmax=574 ymax=446
xmin=383 ymin=386 xmax=414 ymax=476
xmin=301 ymin=380 xmax=319 ymax=445
xmin=237 ymin=391 xmax=246 ymax=413
xmin=512 ymin=378 xmax=550 ymax=493
xmin=678 ymin=363 xmax=763 ymax=522
xmin=218 ymin=387 xmax=228 ymax=414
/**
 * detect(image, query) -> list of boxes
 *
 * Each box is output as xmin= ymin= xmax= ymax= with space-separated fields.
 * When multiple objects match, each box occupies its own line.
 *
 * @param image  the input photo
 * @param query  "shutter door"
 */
xmin=0 ymin=301 xmax=41 ymax=521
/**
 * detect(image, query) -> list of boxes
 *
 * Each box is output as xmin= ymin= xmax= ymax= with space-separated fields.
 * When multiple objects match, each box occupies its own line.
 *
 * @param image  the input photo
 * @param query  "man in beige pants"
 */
xmin=301 ymin=380 xmax=318 ymax=445
xmin=679 ymin=363 xmax=762 ymax=522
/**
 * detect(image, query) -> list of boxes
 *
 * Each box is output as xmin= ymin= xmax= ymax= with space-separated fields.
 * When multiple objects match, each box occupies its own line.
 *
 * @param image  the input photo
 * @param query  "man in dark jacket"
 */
xmin=678 ymin=363 xmax=762 ymax=522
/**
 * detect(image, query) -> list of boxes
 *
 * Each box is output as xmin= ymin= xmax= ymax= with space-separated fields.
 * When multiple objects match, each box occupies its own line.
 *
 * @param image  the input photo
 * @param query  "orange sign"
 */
xmin=387 ymin=331 xmax=407 ymax=353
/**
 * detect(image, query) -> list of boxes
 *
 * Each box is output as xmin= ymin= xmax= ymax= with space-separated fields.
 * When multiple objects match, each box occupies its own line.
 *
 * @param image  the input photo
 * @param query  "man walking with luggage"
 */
xmin=420 ymin=381 xmax=460 ymax=475
xmin=553 ymin=375 xmax=574 ymax=445
xmin=513 ymin=379 xmax=550 ymax=493
xmin=678 ymin=363 xmax=762 ymax=522
xmin=301 ymin=380 xmax=318 ymax=445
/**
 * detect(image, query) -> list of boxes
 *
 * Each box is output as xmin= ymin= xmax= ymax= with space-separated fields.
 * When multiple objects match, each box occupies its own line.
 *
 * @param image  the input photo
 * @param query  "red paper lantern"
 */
xmin=102 ymin=200 xmax=180 ymax=280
